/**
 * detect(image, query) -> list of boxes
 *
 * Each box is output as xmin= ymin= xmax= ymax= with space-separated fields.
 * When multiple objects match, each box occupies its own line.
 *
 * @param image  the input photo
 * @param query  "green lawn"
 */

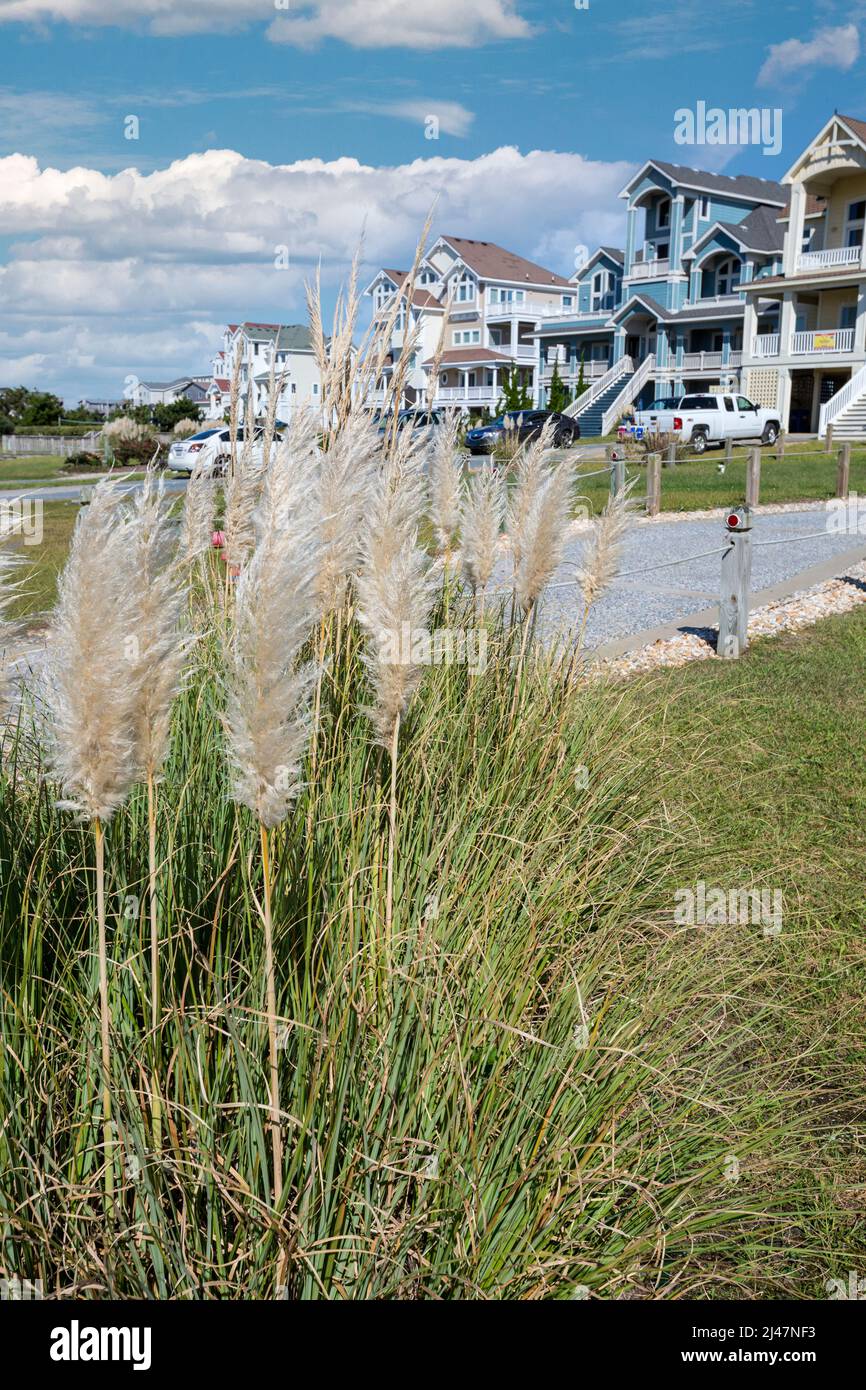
xmin=2 ymin=500 xmax=79 ymax=619
xmin=615 ymin=609 xmax=866 ymax=1293
xmin=573 ymin=446 xmax=866 ymax=516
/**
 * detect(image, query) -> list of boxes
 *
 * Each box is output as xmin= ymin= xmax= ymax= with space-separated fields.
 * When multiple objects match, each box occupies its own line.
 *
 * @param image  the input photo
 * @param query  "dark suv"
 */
xmin=465 ymin=410 xmax=580 ymax=455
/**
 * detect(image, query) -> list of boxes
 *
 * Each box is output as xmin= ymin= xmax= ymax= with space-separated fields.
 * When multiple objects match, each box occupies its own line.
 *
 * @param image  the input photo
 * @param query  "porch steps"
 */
xmin=828 ymin=400 xmax=866 ymax=439
xmin=573 ymin=372 xmax=635 ymax=438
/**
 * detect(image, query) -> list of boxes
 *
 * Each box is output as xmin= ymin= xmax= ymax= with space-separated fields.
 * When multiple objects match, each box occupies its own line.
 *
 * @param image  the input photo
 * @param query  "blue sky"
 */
xmin=2 ymin=0 xmax=866 ymax=400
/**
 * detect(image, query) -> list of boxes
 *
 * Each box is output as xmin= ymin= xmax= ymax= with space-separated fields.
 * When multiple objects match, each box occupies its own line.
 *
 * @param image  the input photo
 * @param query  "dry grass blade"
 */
xmin=316 ymin=416 xmax=378 ymax=614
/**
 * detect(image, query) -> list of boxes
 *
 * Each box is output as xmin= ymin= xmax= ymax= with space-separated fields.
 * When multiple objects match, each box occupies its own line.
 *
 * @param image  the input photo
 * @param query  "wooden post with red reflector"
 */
xmin=718 ymin=506 xmax=753 ymax=659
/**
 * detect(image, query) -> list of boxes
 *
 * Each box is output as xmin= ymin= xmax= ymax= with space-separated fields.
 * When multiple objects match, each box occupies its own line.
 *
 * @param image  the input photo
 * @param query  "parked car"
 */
xmin=376 ymin=408 xmax=444 ymax=442
xmin=635 ymin=393 xmax=780 ymax=453
xmin=167 ymin=425 xmax=281 ymax=475
xmin=464 ymin=410 xmax=580 ymax=456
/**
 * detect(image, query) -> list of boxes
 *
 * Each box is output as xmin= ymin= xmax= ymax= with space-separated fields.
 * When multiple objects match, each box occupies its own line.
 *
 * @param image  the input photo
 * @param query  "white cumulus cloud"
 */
xmin=757 ymin=23 xmax=860 ymax=86
xmin=0 ymin=145 xmax=632 ymax=400
xmin=0 ymin=0 xmax=532 ymax=48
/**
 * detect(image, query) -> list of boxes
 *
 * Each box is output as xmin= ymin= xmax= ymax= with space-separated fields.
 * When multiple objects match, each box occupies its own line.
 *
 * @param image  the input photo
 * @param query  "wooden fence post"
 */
xmin=610 ymin=456 xmax=626 ymax=498
xmin=718 ymin=515 xmax=753 ymax=659
xmin=836 ymin=442 xmax=851 ymax=499
xmin=646 ymin=452 xmax=661 ymax=517
xmin=825 ymin=422 xmax=834 ymax=455
xmin=777 ymin=429 xmax=787 ymax=459
xmin=746 ymin=448 xmax=761 ymax=508
xmin=725 ymin=435 xmax=734 ymax=464
xmin=665 ymin=442 xmax=677 ymax=469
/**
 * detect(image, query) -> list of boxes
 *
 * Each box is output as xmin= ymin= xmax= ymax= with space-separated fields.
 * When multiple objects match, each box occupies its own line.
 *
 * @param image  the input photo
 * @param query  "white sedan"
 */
xmin=167 ymin=425 xmax=279 ymax=475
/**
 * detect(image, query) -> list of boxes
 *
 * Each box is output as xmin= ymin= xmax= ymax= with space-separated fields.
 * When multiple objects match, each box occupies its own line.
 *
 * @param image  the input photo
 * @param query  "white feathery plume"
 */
xmin=315 ymin=415 xmax=377 ymax=614
xmin=511 ymin=455 xmax=574 ymax=616
xmin=506 ymin=418 xmax=557 ymax=577
xmin=579 ymin=481 xmax=635 ymax=610
xmin=42 ymin=480 xmax=142 ymax=823
xmin=223 ymin=416 xmax=321 ymax=829
xmin=180 ymin=461 xmax=217 ymax=566
xmin=223 ymin=389 xmax=264 ymax=572
xmin=356 ymin=434 xmax=434 ymax=747
xmin=132 ymin=470 xmax=195 ymax=784
xmin=426 ymin=410 xmax=463 ymax=557
xmin=460 ymin=463 xmax=505 ymax=594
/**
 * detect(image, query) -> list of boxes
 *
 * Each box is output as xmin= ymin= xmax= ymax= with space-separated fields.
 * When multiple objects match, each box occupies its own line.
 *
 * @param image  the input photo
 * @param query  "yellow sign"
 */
xmin=814 ymin=333 xmax=837 ymax=350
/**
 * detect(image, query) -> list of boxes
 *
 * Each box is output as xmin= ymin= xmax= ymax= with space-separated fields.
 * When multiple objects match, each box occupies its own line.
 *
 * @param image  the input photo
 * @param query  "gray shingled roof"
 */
xmin=644 ymin=161 xmax=787 ymax=207
xmin=599 ymin=246 xmax=625 ymax=263
xmin=684 ymin=204 xmax=785 ymax=259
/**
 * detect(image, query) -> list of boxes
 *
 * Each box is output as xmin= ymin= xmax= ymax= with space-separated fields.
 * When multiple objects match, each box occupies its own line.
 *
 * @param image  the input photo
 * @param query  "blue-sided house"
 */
xmin=536 ymin=161 xmax=791 ymax=436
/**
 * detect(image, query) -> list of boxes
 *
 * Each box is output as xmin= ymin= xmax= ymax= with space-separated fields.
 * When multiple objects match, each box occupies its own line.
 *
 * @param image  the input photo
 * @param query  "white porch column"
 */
xmin=624 ymin=206 xmax=638 ymax=276
xmin=855 ymin=282 xmax=866 ymax=353
xmin=743 ymin=296 xmax=758 ymax=359
xmin=779 ymin=292 xmax=797 ymax=357
xmin=783 ymin=182 xmax=807 ymax=276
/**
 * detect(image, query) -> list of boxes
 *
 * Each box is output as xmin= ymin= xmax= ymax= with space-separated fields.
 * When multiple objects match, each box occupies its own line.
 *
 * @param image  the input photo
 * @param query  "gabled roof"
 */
xmin=436 ymin=235 xmax=572 ymax=288
xmin=620 ymin=160 xmax=787 ymax=207
xmin=683 ymin=204 xmax=785 ymax=260
xmin=572 ymin=246 xmax=625 ymax=282
xmin=422 ymin=346 xmax=517 ymax=368
xmin=237 ymin=322 xmax=314 ymax=350
xmin=783 ymin=113 xmax=866 ymax=183
xmin=364 ymin=268 xmax=443 ymax=309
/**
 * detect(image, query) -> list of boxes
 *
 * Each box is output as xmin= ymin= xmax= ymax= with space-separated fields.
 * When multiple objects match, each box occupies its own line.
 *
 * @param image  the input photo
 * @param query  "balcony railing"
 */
xmin=750 ymin=329 xmax=856 ymax=357
xmin=752 ymin=334 xmax=781 ymax=358
xmin=435 ymin=386 xmax=499 ymax=403
xmin=791 ymin=328 xmax=855 ymax=354
xmin=486 ymin=299 xmax=576 ymax=320
xmin=490 ymin=342 xmax=536 ymax=360
xmin=541 ymin=359 xmax=611 ymax=380
xmin=628 ymin=258 xmax=670 ymax=281
xmin=681 ymin=350 xmax=743 ymax=371
xmin=796 ymin=246 xmax=862 ymax=273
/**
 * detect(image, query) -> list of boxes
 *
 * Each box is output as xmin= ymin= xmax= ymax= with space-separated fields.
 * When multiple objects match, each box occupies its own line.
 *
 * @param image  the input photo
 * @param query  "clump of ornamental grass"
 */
xmin=221 ymin=414 xmax=322 ymax=1213
xmin=460 ymin=462 xmax=506 ymax=616
xmin=179 ymin=460 xmax=217 ymax=567
xmin=223 ymin=392 xmax=264 ymax=574
xmin=427 ymin=411 xmax=463 ymax=561
xmin=39 ymin=479 xmax=145 ymax=1211
xmin=130 ymin=471 xmax=196 ymax=1138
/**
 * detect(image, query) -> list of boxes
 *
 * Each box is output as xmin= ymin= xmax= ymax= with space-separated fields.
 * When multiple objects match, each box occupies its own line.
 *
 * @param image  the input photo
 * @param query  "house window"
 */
xmin=657 ymin=198 xmax=671 ymax=229
xmin=840 ymin=304 xmax=857 ymax=330
xmin=562 ymin=295 xmax=574 ymax=308
xmin=716 ymin=257 xmax=742 ymax=296
xmin=467 ymin=372 xmax=476 ymax=387
xmin=656 ymin=244 xmax=670 ymax=262
xmin=699 ymin=197 xmax=710 ymax=220
xmin=453 ymin=329 xmax=480 ymax=345
xmin=455 ymin=275 xmax=476 ymax=302
xmin=591 ymin=270 xmax=614 ymax=312
xmin=440 ymin=372 xmax=448 ymax=386
xmin=845 ymin=200 xmax=865 ymax=248
xmin=489 ymin=287 xmax=524 ymax=305
xmin=312 ymin=384 xmax=319 ymax=395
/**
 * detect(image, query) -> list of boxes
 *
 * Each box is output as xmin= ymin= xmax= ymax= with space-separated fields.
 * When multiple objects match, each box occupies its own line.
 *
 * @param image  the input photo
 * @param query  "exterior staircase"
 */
xmin=574 ymin=373 xmax=635 ymax=437
xmin=820 ymin=362 xmax=866 ymax=439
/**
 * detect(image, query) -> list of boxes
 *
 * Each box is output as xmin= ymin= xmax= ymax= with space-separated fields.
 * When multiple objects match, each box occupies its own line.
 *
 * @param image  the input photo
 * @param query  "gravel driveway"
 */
xmin=522 ymin=507 xmax=866 ymax=651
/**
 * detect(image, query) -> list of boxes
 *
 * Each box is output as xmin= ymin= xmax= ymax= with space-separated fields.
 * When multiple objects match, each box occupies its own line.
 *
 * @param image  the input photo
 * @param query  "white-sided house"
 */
xmin=130 ymin=377 xmax=211 ymax=410
xmin=210 ymin=322 xmax=324 ymax=422
xmin=740 ymin=114 xmax=866 ymax=437
xmin=365 ymin=237 xmax=575 ymax=411
xmin=365 ymin=269 xmax=446 ymax=407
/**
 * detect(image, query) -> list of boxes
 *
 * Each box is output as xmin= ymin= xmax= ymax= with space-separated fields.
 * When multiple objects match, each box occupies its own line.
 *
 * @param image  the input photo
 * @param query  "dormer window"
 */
xmin=591 ymin=270 xmax=615 ymax=312
xmin=455 ymin=274 xmax=476 ymax=303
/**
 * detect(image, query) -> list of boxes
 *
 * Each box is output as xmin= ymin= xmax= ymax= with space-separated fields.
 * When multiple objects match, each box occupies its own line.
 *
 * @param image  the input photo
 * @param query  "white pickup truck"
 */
xmin=633 ymin=392 xmax=781 ymax=453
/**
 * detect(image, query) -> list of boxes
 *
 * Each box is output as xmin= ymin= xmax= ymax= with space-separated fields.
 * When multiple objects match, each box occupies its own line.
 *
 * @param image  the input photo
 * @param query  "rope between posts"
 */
xmin=612 ymin=545 xmax=730 ymax=580
xmin=752 ymin=530 xmax=836 ymax=547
